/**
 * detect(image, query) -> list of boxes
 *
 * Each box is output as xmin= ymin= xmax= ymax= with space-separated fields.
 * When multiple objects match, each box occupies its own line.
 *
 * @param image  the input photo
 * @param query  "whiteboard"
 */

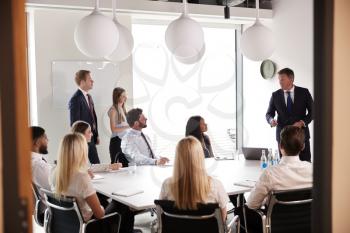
xmin=51 ymin=61 xmax=119 ymax=109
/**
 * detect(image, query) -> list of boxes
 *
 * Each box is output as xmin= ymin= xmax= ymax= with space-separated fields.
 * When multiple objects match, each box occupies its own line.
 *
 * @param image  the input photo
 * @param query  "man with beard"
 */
xmin=31 ymin=126 xmax=51 ymax=191
xmin=121 ymin=108 xmax=169 ymax=165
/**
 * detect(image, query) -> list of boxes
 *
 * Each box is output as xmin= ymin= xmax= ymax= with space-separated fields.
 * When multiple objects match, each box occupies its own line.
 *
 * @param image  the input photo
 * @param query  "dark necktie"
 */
xmin=140 ymin=132 xmax=155 ymax=159
xmin=86 ymin=94 xmax=96 ymax=130
xmin=286 ymin=91 xmax=293 ymax=113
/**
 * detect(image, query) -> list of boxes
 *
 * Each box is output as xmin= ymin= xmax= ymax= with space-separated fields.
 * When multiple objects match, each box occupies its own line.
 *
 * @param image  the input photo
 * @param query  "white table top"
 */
xmin=93 ymin=158 xmax=261 ymax=210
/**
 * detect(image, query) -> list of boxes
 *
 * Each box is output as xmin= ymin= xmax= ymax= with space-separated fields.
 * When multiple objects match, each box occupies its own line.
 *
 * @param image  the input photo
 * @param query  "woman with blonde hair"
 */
xmin=108 ymin=87 xmax=129 ymax=166
xmin=159 ymin=136 xmax=229 ymax=220
xmin=50 ymin=133 xmax=136 ymax=233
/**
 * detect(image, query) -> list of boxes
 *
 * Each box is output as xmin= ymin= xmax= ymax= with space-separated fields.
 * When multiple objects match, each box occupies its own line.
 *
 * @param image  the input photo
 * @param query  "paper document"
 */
xmin=233 ymin=180 xmax=256 ymax=188
xmin=91 ymin=174 xmax=104 ymax=181
xmin=112 ymin=189 xmax=144 ymax=197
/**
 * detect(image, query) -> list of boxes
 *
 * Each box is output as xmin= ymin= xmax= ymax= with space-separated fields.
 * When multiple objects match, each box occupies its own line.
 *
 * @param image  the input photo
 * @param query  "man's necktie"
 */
xmin=87 ymin=94 xmax=96 ymax=130
xmin=140 ymin=132 xmax=155 ymax=159
xmin=287 ymin=91 xmax=293 ymax=113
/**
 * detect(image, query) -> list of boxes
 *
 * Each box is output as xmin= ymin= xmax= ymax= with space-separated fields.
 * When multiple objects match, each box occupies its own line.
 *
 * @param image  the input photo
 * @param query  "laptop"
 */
xmin=242 ymin=147 xmax=269 ymax=160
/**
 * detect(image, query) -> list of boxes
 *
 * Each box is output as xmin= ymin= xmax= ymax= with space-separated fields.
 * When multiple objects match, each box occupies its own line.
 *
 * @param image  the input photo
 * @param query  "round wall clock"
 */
xmin=260 ymin=59 xmax=276 ymax=79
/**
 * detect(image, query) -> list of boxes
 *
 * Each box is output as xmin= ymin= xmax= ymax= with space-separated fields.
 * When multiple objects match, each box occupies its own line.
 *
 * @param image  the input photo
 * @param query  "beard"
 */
xmin=39 ymin=145 xmax=48 ymax=154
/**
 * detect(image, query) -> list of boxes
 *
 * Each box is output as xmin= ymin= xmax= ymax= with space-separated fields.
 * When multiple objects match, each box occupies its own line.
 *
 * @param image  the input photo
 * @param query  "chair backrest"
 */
xmin=41 ymin=189 xmax=83 ymax=233
xmin=154 ymin=200 xmax=225 ymax=233
xmin=266 ymin=188 xmax=312 ymax=233
xmin=32 ymin=183 xmax=46 ymax=227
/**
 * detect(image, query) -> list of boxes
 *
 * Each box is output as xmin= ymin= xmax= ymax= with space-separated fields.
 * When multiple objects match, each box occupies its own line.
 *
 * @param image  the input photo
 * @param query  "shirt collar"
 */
xmin=31 ymin=151 xmax=45 ymax=160
xmin=130 ymin=128 xmax=142 ymax=136
xmin=280 ymin=155 xmax=301 ymax=163
xmin=79 ymin=87 xmax=88 ymax=96
xmin=283 ymin=85 xmax=295 ymax=93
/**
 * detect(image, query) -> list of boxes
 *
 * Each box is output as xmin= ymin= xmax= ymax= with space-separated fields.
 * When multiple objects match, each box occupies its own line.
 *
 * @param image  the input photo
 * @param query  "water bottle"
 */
xmin=273 ymin=149 xmax=279 ymax=165
xmin=268 ymin=148 xmax=273 ymax=166
xmin=260 ymin=150 xmax=268 ymax=169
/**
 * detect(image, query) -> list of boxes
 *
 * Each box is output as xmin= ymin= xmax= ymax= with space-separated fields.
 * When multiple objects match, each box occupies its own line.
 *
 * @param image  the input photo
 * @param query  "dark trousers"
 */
xmin=109 ymin=136 xmax=129 ymax=167
xmin=234 ymin=206 xmax=264 ymax=233
xmin=277 ymin=139 xmax=311 ymax=162
xmin=86 ymin=200 xmax=135 ymax=233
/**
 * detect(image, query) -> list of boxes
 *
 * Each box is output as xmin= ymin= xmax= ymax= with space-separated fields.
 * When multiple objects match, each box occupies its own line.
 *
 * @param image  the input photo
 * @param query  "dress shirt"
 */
xmin=283 ymin=85 xmax=295 ymax=105
xmin=31 ymin=152 xmax=51 ymax=191
xmin=78 ymin=87 xmax=89 ymax=107
xmin=121 ymin=129 xmax=158 ymax=165
xmin=246 ymin=155 xmax=312 ymax=209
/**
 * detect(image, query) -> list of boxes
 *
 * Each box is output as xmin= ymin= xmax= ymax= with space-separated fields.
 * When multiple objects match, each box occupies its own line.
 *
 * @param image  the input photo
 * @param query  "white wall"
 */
xmin=31 ymin=8 xmax=133 ymax=163
xmin=243 ymin=0 xmax=314 ymax=155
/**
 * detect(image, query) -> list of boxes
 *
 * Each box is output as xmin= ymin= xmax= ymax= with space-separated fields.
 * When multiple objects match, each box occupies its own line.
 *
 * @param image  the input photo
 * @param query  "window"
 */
xmin=132 ymin=22 xmax=237 ymax=158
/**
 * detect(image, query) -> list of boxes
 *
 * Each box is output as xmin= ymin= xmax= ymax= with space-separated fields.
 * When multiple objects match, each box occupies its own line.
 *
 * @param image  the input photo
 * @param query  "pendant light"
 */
xmin=74 ymin=0 xmax=119 ymax=58
xmin=240 ymin=0 xmax=274 ymax=61
xmin=106 ymin=0 xmax=134 ymax=62
xmin=165 ymin=0 xmax=205 ymax=64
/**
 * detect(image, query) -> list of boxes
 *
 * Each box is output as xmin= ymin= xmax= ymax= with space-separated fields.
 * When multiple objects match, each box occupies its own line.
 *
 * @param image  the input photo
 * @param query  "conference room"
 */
xmin=0 ymin=0 xmax=349 ymax=232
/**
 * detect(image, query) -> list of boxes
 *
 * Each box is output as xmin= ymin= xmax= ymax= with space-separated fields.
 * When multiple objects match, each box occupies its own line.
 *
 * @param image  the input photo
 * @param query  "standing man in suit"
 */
xmin=69 ymin=70 xmax=99 ymax=145
xmin=266 ymin=68 xmax=313 ymax=161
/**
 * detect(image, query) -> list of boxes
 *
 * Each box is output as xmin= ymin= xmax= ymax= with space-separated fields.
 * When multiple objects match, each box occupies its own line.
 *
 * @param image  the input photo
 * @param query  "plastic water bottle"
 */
xmin=274 ymin=149 xmax=280 ymax=164
xmin=260 ymin=150 xmax=268 ymax=169
xmin=268 ymin=148 xmax=273 ymax=166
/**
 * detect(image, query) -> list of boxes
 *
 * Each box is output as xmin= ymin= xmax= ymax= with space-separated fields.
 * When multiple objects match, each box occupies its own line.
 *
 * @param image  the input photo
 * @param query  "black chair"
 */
xmin=245 ymin=188 xmax=312 ymax=233
xmin=154 ymin=200 xmax=239 ymax=233
xmin=32 ymin=183 xmax=46 ymax=227
xmin=41 ymin=189 xmax=121 ymax=233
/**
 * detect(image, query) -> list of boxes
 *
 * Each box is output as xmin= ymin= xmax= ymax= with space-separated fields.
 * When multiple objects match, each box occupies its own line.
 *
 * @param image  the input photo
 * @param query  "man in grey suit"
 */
xmin=266 ymin=68 xmax=314 ymax=161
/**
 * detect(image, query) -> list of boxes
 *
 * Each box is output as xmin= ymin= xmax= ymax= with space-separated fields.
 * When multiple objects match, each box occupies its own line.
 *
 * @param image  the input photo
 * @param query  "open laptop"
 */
xmin=242 ymin=147 xmax=269 ymax=160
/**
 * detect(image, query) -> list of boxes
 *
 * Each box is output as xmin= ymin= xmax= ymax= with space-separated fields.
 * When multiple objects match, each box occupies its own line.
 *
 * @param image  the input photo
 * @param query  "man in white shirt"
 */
xmin=31 ymin=126 xmax=51 ymax=191
xmin=236 ymin=125 xmax=313 ymax=232
xmin=121 ymin=108 xmax=169 ymax=166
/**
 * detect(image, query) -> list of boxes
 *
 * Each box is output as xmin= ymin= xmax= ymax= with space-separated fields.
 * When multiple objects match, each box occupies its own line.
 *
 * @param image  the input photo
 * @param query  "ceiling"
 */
xmin=153 ymin=0 xmax=272 ymax=10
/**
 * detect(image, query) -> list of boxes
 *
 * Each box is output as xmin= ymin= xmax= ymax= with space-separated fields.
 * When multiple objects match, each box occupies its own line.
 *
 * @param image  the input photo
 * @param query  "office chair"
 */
xmin=244 ymin=188 xmax=312 ymax=233
xmin=154 ymin=200 xmax=239 ymax=233
xmin=32 ymin=183 xmax=46 ymax=227
xmin=41 ymin=189 xmax=121 ymax=233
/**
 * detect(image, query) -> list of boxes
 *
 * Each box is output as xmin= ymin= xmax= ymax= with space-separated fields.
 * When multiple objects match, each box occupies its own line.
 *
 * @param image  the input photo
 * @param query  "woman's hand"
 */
xmin=109 ymin=163 xmax=123 ymax=170
xmin=88 ymin=169 xmax=95 ymax=179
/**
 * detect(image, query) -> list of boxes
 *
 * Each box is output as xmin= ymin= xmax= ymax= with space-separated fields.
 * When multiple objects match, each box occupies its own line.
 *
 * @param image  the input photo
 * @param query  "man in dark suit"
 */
xmin=266 ymin=68 xmax=313 ymax=161
xmin=68 ymin=70 xmax=99 ymax=144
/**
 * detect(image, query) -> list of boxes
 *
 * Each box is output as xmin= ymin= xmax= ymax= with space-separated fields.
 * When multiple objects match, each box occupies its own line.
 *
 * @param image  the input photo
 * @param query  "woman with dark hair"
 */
xmin=185 ymin=116 xmax=214 ymax=158
xmin=108 ymin=87 xmax=129 ymax=166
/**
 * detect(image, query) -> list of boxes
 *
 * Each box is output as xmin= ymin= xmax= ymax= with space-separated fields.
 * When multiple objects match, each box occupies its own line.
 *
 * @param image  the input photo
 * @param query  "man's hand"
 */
xmin=293 ymin=120 xmax=305 ymax=128
xmin=156 ymin=157 xmax=170 ymax=165
xmin=270 ymin=119 xmax=278 ymax=127
xmin=96 ymin=137 xmax=100 ymax=145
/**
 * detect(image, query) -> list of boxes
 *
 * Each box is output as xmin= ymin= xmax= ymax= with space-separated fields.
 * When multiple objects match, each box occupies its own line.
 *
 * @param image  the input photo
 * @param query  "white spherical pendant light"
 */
xmin=240 ymin=0 xmax=274 ymax=61
xmin=165 ymin=0 xmax=205 ymax=64
xmin=74 ymin=0 xmax=119 ymax=58
xmin=175 ymin=44 xmax=205 ymax=64
xmin=106 ymin=0 xmax=134 ymax=62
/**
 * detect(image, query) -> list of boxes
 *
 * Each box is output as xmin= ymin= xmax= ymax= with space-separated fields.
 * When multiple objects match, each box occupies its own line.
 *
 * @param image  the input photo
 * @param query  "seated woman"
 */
xmin=71 ymin=121 xmax=122 ymax=172
xmin=185 ymin=116 xmax=214 ymax=158
xmin=159 ymin=136 xmax=229 ymax=221
xmin=50 ymin=133 xmax=136 ymax=233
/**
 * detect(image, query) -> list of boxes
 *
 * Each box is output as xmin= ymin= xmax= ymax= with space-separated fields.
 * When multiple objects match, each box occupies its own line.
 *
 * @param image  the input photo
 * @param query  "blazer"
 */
xmin=266 ymin=86 xmax=313 ymax=142
xmin=68 ymin=89 xmax=98 ymax=143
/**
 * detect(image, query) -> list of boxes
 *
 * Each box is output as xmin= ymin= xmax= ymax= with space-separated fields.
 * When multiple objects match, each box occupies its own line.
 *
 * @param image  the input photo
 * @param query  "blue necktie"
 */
xmin=287 ymin=91 xmax=293 ymax=113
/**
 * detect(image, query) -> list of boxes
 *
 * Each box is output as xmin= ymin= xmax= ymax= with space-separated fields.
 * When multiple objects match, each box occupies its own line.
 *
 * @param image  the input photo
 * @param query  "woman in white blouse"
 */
xmin=51 ymin=133 xmax=136 ymax=233
xmin=108 ymin=87 xmax=129 ymax=165
xmin=159 ymin=136 xmax=229 ymax=221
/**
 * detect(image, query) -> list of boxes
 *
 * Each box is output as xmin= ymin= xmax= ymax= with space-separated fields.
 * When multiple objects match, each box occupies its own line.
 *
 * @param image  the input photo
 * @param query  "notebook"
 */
xmin=233 ymin=180 xmax=256 ymax=188
xmin=112 ymin=188 xmax=144 ymax=197
xmin=91 ymin=174 xmax=104 ymax=181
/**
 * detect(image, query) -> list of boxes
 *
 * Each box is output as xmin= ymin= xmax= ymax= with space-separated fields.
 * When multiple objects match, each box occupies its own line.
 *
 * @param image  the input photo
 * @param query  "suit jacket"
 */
xmin=68 ymin=89 xmax=98 ymax=143
xmin=266 ymin=86 xmax=313 ymax=142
